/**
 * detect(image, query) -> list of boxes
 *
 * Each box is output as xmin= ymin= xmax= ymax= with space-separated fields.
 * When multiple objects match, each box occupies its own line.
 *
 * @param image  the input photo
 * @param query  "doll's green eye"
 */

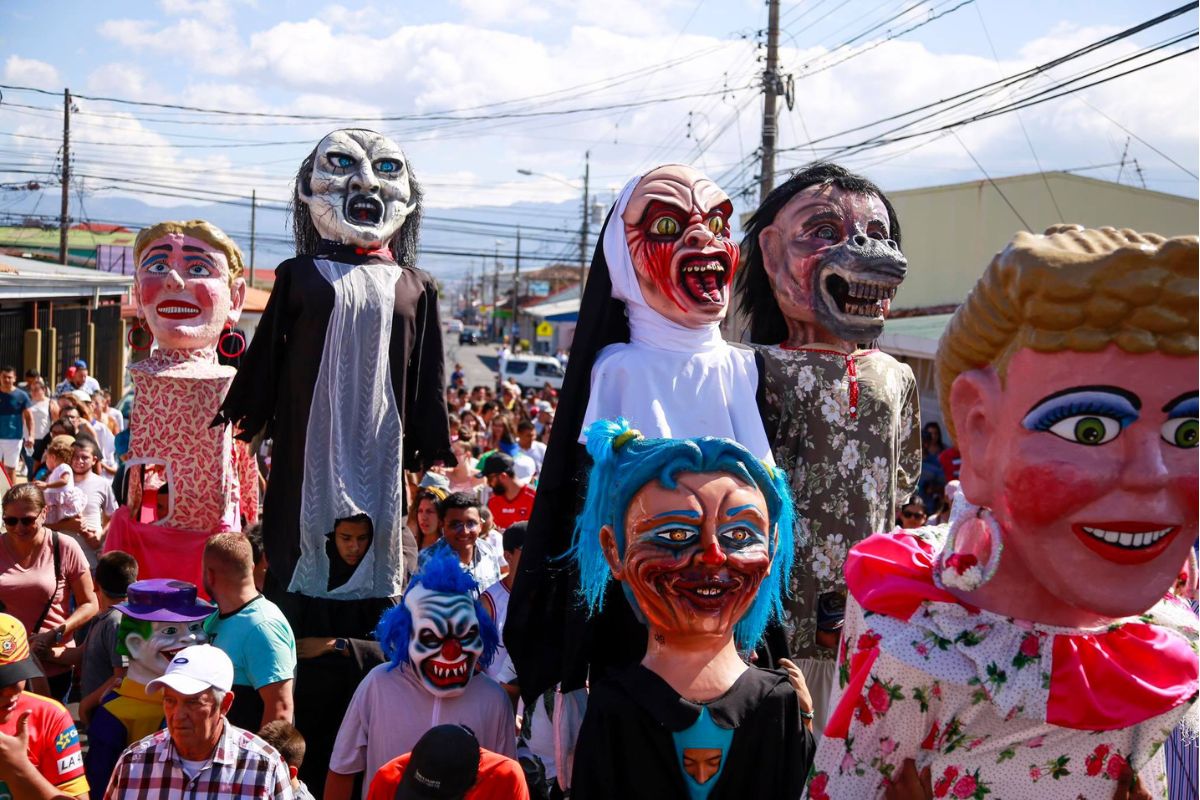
xmin=1047 ymin=415 xmax=1119 ymax=446
xmin=1163 ymin=418 xmax=1198 ymax=448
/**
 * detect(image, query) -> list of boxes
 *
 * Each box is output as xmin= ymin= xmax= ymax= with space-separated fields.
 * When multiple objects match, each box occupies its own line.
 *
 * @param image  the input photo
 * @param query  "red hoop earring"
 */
xmin=127 ymin=320 xmax=153 ymax=351
xmin=218 ymin=326 xmax=246 ymax=358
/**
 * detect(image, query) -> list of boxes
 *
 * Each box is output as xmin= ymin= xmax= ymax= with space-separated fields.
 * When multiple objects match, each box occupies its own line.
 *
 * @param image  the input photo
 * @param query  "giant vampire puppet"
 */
xmin=807 ymin=226 xmax=1199 ymax=798
xmin=569 ymin=418 xmax=814 ymax=799
xmin=507 ymin=165 xmax=771 ymax=706
xmin=734 ymin=163 xmax=922 ymax=731
xmin=218 ymin=129 xmax=454 ymax=599
xmin=104 ymin=220 xmax=259 ymax=586
xmin=84 ymin=579 xmax=213 ymax=792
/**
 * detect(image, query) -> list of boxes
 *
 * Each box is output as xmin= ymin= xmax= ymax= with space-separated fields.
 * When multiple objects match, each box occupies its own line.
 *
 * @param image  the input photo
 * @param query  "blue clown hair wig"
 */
xmin=570 ymin=417 xmax=796 ymax=652
xmin=375 ymin=548 xmax=500 ymax=671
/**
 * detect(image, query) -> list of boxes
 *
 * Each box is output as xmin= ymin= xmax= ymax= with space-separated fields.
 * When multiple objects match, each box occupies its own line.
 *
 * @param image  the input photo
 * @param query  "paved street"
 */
xmin=444 ymin=338 xmax=499 ymax=389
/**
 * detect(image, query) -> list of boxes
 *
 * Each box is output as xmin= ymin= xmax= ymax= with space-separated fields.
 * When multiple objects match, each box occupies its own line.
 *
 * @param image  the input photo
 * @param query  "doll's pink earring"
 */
xmin=218 ymin=325 xmax=246 ymax=358
xmin=127 ymin=319 xmax=153 ymax=351
xmin=936 ymin=499 xmax=1003 ymax=592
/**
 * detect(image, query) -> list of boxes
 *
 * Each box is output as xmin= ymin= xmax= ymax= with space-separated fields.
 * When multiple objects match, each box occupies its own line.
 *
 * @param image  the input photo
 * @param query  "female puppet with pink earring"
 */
xmin=807 ymin=226 xmax=1198 ymax=799
xmin=105 ymin=220 xmax=260 ymax=591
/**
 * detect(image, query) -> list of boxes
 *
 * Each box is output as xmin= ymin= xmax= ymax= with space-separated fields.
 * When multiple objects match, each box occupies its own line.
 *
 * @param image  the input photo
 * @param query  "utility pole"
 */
xmin=58 ymin=88 xmax=71 ymax=265
xmin=512 ymin=228 xmax=521 ymax=345
xmin=248 ymin=189 xmax=257 ymax=289
xmin=492 ymin=244 xmax=501 ymax=342
xmin=580 ymin=151 xmax=590 ymax=291
xmin=758 ymin=0 xmax=781 ymax=204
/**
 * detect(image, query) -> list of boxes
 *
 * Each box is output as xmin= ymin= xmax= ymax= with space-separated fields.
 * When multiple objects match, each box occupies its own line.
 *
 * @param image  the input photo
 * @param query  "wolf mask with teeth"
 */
xmin=296 ymin=128 xmax=421 ymax=259
xmin=736 ymin=162 xmax=906 ymax=348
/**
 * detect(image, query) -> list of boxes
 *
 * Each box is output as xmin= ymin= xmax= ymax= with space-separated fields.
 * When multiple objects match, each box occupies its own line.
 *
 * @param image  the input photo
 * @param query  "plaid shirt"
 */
xmin=104 ymin=719 xmax=293 ymax=799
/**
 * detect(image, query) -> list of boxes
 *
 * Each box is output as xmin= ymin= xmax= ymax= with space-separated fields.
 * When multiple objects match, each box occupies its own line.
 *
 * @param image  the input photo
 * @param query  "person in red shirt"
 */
xmin=480 ymin=454 xmax=536 ymax=531
xmin=367 ymin=724 xmax=527 ymax=800
xmin=0 ymin=612 xmax=88 ymax=799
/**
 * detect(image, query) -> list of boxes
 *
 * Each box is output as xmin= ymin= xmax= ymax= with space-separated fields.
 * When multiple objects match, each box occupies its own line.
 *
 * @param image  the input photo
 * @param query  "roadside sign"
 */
xmin=536 ymin=321 xmax=553 ymax=338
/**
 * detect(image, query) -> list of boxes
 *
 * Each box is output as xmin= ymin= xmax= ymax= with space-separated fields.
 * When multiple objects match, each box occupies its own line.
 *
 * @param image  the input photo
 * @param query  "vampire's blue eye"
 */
xmin=1022 ymin=387 xmax=1139 ymax=447
xmin=376 ymin=159 xmax=401 ymax=174
xmin=329 ymin=153 xmax=355 ymax=169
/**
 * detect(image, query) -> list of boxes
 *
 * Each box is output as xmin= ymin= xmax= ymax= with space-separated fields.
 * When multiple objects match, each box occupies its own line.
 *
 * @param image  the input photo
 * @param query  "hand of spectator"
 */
xmin=28 ymin=630 xmax=56 ymax=659
xmin=1113 ymin=765 xmax=1152 ymax=800
xmin=777 ymin=658 xmax=814 ymax=728
xmin=31 ymin=480 xmax=46 ymax=489
xmin=885 ymin=760 xmax=932 ymax=800
xmin=297 ymin=637 xmax=335 ymax=659
xmin=77 ymin=522 xmax=102 ymax=549
xmin=0 ymin=710 xmax=32 ymax=782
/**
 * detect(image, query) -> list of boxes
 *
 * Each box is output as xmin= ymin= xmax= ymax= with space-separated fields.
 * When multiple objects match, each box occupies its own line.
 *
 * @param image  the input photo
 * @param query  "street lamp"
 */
xmin=516 ymin=151 xmax=591 ymax=291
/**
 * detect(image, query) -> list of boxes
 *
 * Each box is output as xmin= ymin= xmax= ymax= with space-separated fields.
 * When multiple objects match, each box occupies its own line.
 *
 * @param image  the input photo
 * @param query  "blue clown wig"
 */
xmin=571 ymin=417 xmax=796 ymax=652
xmin=375 ymin=548 xmax=500 ymax=671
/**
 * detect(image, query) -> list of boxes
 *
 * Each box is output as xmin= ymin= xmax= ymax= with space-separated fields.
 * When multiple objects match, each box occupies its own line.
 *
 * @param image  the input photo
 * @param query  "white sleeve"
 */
xmin=328 ymin=672 xmax=372 ymax=775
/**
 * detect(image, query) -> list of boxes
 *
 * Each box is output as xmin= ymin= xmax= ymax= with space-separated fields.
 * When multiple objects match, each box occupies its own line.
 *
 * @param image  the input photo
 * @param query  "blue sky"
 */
xmin=1 ymin=0 xmax=1196 ymax=274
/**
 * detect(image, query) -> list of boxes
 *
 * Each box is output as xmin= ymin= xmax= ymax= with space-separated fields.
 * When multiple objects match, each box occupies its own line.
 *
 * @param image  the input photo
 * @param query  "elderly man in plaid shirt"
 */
xmin=104 ymin=644 xmax=292 ymax=799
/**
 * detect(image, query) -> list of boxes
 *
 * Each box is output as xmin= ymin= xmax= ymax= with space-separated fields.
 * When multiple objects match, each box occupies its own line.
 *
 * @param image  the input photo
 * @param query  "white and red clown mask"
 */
xmin=377 ymin=549 xmax=499 ymax=699
xmin=132 ymin=221 xmax=247 ymax=352
xmin=299 ymin=129 xmax=418 ymax=251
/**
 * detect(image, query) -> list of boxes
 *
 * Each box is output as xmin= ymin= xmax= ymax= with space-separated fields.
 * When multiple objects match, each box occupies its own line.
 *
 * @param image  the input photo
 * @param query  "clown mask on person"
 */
xmin=299 ymin=128 xmax=418 ymax=251
xmin=376 ymin=550 xmax=499 ymax=699
xmin=115 ymin=579 xmax=215 ymax=686
xmin=132 ymin=221 xmax=247 ymax=351
xmin=622 ymin=165 xmax=739 ymax=329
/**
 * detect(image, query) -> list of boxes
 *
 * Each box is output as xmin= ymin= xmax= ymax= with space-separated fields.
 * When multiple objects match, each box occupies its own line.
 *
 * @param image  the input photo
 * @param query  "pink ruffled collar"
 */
xmin=844 ymin=529 xmax=1199 ymax=730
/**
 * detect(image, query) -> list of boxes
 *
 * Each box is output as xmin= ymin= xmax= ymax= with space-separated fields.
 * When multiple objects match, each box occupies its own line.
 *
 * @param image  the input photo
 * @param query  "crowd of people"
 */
xmin=0 ymin=133 xmax=1195 ymax=800
xmin=0 ymin=355 xmax=553 ymax=800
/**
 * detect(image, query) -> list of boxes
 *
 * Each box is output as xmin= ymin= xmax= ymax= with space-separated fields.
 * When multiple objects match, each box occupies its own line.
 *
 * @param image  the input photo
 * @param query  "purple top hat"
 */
xmin=115 ymin=579 xmax=215 ymax=623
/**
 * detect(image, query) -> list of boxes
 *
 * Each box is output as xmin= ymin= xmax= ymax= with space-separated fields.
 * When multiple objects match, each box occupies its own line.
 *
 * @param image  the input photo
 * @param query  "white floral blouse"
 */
xmin=805 ymin=528 xmax=1200 ymax=800
xmin=755 ymin=346 xmax=922 ymax=660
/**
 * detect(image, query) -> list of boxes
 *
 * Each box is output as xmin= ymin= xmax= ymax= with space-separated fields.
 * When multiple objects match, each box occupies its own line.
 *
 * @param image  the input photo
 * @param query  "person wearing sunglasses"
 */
xmin=0 ymin=484 xmax=97 ymax=701
xmin=897 ymin=498 xmax=928 ymax=530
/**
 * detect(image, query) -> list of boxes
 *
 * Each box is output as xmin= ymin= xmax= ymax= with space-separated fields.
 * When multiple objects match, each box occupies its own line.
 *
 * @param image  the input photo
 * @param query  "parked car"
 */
xmin=445 ymin=319 xmax=464 ymax=334
xmin=500 ymin=354 xmax=565 ymax=391
xmin=459 ymin=327 xmax=482 ymax=345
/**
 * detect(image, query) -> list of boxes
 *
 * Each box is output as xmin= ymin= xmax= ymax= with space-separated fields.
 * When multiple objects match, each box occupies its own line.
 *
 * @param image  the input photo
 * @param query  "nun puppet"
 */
xmin=218 ymin=129 xmax=454 ymax=600
xmin=569 ymin=419 xmax=813 ymax=799
xmin=507 ymin=165 xmax=773 ymax=705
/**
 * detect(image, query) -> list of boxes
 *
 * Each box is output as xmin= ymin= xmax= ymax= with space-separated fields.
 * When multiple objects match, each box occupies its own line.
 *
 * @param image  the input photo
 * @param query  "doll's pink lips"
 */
xmin=156 ymin=301 xmax=201 ymax=319
xmin=1072 ymin=523 xmax=1179 ymax=565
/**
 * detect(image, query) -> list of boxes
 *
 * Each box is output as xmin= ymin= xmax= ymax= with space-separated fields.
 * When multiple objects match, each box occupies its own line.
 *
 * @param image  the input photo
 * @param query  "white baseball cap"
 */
xmin=147 ymin=644 xmax=234 ymax=696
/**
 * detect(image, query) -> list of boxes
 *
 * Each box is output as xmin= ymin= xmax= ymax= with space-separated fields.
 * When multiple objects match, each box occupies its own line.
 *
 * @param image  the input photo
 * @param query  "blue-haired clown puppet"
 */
xmin=326 ymin=549 xmax=516 ymax=790
xmin=569 ymin=418 xmax=815 ymax=800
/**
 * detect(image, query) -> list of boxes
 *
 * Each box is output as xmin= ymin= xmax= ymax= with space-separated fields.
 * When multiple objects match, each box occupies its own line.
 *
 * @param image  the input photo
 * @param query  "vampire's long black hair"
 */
xmin=736 ymin=162 xmax=902 ymax=345
xmin=290 ymin=129 xmax=424 ymax=267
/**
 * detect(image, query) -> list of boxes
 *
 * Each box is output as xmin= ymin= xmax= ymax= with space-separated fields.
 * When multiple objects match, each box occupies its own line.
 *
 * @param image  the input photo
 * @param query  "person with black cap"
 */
xmin=365 ymin=724 xmax=527 ymax=800
xmin=478 ymin=454 xmax=535 ymax=532
xmin=0 ymin=611 xmax=89 ymax=799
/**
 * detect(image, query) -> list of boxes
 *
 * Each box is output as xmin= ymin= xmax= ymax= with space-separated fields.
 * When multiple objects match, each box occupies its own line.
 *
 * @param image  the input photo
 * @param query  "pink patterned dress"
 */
xmin=806 ymin=528 xmax=1199 ymax=800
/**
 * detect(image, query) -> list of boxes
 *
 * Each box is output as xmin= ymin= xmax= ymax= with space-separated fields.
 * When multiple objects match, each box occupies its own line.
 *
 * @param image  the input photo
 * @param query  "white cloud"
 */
xmin=84 ymin=63 xmax=165 ymax=101
xmin=3 ymin=55 xmax=61 ymax=89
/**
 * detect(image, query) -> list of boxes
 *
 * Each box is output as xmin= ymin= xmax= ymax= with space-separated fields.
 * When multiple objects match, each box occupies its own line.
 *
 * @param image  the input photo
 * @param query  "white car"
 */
xmin=444 ymin=319 xmax=465 ymax=334
xmin=501 ymin=354 xmax=565 ymax=391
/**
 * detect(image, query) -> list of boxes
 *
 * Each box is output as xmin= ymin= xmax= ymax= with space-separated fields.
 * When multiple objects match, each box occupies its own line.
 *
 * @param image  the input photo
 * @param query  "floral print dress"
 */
xmin=755 ymin=346 xmax=922 ymax=661
xmin=806 ymin=528 xmax=1200 ymax=799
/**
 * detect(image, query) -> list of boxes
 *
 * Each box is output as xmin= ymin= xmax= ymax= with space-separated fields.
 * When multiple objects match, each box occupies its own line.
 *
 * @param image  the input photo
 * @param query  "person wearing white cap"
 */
xmin=104 ymin=644 xmax=293 ymax=799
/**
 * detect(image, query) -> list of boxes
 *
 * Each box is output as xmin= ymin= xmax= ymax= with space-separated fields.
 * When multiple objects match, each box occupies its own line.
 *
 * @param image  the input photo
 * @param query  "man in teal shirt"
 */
xmin=202 ymin=533 xmax=296 ymax=730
